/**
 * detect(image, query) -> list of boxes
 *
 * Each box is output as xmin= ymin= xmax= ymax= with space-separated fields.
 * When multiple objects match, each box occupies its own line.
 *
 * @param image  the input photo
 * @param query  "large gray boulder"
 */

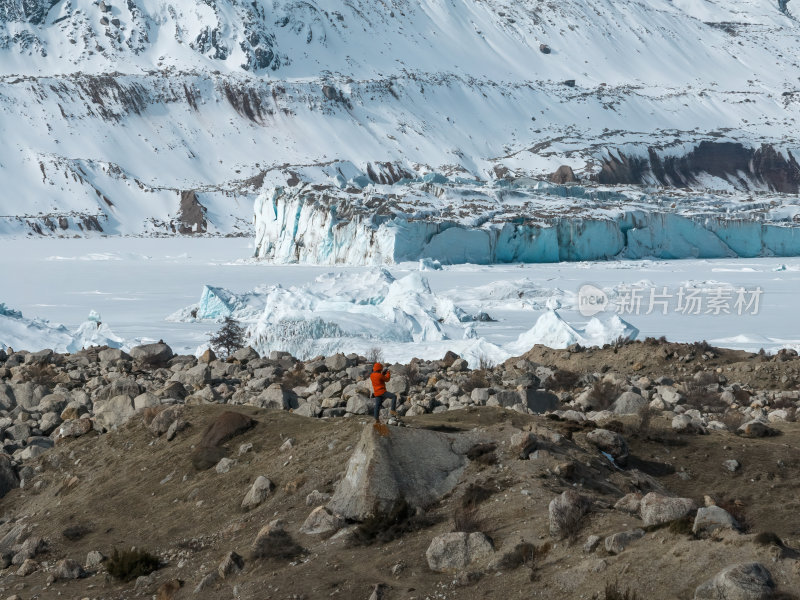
xmin=93 ymin=395 xmax=136 ymax=431
xmin=0 ymin=384 xmax=15 ymax=410
xmin=693 ymin=506 xmax=739 ymax=537
xmin=611 ymin=391 xmax=648 ymax=415
xmin=640 ymin=492 xmax=696 ymax=526
xmin=425 ymin=532 xmax=494 ymax=573
xmin=9 ymin=383 xmax=48 ymax=411
xmin=327 ymin=425 xmax=477 ymax=520
xmin=520 ymin=388 xmax=559 ymax=413
xmin=241 ymin=476 xmax=274 ymax=511
xmin=252 ymin=384 xmax=292 ymax=410
xmin=129 ymin=343 xmax=173 ymax=365
xmin=95 ymin=378 xmax=141 ymax=401
xmin=694 ymin=563 xmax=774 ymax=600
xmin=386 ymin=375 xmax=409 ymax=395
xmin=97 ymin=348 xmax=131 ymax=363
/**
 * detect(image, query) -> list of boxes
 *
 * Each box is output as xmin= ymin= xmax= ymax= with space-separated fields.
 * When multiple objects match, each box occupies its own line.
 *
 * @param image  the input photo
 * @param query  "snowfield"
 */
xmin=2 ymin=239 xmax=799 ymax=363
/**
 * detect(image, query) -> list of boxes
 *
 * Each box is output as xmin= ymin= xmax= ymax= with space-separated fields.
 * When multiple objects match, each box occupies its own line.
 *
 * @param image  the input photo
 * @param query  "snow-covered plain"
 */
xmin=2 ymin=238 xmax=800 ymax=364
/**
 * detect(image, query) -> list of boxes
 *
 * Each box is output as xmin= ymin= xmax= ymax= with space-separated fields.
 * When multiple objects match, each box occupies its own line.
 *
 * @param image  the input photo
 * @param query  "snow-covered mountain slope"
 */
xmin=2 ymin=0 xmax=800 ymax=238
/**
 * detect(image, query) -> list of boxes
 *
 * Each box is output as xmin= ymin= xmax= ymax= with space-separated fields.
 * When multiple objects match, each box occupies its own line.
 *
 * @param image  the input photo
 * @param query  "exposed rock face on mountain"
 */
xmin=596 ymin=143 xmax=800 ymax=193
xmin=1 ymin=0 xmax=800 ymax=239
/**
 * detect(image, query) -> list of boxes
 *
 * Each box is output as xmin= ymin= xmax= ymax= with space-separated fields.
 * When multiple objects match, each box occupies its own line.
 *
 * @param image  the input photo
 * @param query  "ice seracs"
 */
xmin=509 ymin=309 xmax=639 ymax=352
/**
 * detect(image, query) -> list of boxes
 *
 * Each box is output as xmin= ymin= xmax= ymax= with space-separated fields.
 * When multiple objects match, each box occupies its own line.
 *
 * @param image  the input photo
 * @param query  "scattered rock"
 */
xmin=640 ymin=492 xmax=697 ymax=527
xmin=605 ymin=529 xmax=645 ymax=555
xmin=425 ymin=532 xmax=494 ymax=573
xmin=241 ymin=476 xmax=274 ymax=510
xmin=693 ymin=506 xmax=739 ymax=537
xmin=218 ymin=551 xmax=244 ymax=579
xmin=129 ymin=342 xmax=174 ymax=366
xmin=300 ymin=506 xmax=345 ymax=536
xmin=694 ymin=562 xmax=774 ymax=600
xmin=16 ymin=558 xmax=38 ymax=576
xmin=737 ymin=421 xmax=778 ymax=438
xmin=723 ymin=459 xmax=741 ymax=472
xmin=54 ymin=558 xmax=85 ymax=580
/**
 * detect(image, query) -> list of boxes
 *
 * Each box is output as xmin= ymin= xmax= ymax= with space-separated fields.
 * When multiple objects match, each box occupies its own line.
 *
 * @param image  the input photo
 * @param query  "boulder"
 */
xmin=149 ymin=406 xmax=184 ymax=436
xmin=604 ymin=529 xmax=645 ymax=555
xmin=199 ymin=348 xmax=216 ymax=363
xmin=218 ymin=551 xmax=244 ymax=579
xmin=253 ymin=384 xmax=291 ymax=410
xmin=586 ymin=428 xmax=629 ymax=464
xmin=345 ymin=395 xmax=370 ymax=415
xmin=134 ymin=392 xmax=161 ymax=411
xmin=231 ymin=347 xmax=259 ymax=362
xmin=129 ymin=342 xmax=173 ymax=365
xmin=694 ymin=563 xmax=774 ymax=600
xmin=737 ymin=421 xmax=778 ymax=438
xmin=97 ymin=348 xmax=130 ymax=363
xmin=327 ymin=425 xmax=477 ymax=520
xmin=324 ymin=354 xmax=347 ymax=371
xmin=53 ymin=418 xmax=93 ymax=442
xmin=520 ymin=388 xmax=558 ymax=413
xmin=425 ymin=532 xmax=494 ymax=573
xmin=54 ymin=558 xmax=85 ymax=580
xmin=611 ymin=391 xmax=648 ymax=415
xmin=0 ymin=454 xmax=19 ymax=499
xmin=241 ymin=476 xmax=274 ymax=510
xmin=198 ymin=411 xmax=256 ymax=447
xmin=386 ymin=375 xmax=409 ymax=395
xmin=299 ymin=506 xmax=345 ymax=536
xmin=614 ymin=493 xmax=643 ymax=514
xmin=639 ymin=492 xmax=696 ymax=526
xmin=95 ymin=378 xmax=141 ymax=401
xmin=93 ymin=395 xmax=135 ymax=430
xmin=693 ymin=506 xmax=739 ymax=536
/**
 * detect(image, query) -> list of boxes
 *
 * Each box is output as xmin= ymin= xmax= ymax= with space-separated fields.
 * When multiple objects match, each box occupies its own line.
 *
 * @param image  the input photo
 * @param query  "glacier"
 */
xmin=253 ymin=181 xmax=800 ymax=265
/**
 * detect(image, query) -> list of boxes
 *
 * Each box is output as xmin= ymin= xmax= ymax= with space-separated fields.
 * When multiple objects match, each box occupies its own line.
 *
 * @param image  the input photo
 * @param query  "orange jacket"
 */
xmin=370 ymin=362 xmax=390 ymax=396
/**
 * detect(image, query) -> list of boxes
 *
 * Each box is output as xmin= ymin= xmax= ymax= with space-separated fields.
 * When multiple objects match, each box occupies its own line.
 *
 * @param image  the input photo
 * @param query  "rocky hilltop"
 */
xmin=1 ymin=338 xmax=800 ymax=598
xmin=2 ymin=1 xmax=800 ymax=240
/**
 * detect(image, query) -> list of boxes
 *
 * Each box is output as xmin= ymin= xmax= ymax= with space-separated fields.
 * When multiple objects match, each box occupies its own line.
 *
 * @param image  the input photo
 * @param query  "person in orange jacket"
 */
xmin=370 ymin=362 xmax=396 ymax=422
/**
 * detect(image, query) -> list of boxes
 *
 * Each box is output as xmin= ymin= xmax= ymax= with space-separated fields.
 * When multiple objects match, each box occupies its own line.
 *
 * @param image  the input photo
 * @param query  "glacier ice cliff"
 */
xmin=253 ymin=181 xmax=800 ymax=265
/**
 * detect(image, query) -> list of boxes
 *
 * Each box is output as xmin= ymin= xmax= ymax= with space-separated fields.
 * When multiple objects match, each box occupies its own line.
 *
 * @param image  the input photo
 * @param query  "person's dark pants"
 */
xmin=373 ymin=392 xmax=397 ymax=420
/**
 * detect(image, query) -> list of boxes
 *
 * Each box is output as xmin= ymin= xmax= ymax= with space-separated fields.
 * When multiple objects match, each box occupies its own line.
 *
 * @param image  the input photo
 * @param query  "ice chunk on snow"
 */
xmin=419 ymin=258 xmax=443 ymax=271
xmin=72 ymin=315 xmax=126 ymax=351
xmin=510 ymin=310 xmax=584 ymax=351
xmin=174 ymin=269 xmax=472 ymax=359
xmin=0 ymin=305 xmax=128 ymax=352
xmin=508 ymin=309 xmax=638 ymax=352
